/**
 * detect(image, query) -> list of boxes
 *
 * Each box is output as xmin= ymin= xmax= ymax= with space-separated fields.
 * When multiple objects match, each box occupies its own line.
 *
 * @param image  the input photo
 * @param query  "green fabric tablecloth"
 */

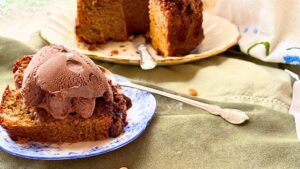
xmin=0 ymin=36 xmax=300 ymax=169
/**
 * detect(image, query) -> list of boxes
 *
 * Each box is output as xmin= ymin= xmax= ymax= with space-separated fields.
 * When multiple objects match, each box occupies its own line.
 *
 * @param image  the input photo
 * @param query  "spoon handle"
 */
xmin=120 ymin=82 xmax=249 ymax=124
xmin=138 ymin=44 xmax=157 ymax=70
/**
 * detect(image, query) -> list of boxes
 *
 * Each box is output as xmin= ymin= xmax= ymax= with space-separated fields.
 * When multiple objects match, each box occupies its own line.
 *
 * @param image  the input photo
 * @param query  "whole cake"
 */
xmin=0 ymin=45 xmax=132 ymax=143
xmin=75 ymin=0 xmax=204 ymax=56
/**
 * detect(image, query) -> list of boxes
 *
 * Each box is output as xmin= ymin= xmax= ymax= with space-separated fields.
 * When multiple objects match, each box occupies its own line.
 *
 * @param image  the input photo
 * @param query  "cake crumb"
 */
xmin=88 ymin=44 xmax=97 ymax=51
xmin=122 ymin=49 xmax=127 ymax=52
xmin=120 ymin=167 xmax=128 ymax=169
xmin=128 ymin=35 xmax=134 ymax=41
xmin=16 ymin=137 xmax=29 ymax=144
xmin=144 ymin=32 xmax=151 ymax=43
xmin=188 ymin=88 xmax=198 ymax=96
xmin=110 ymin=50 xmax=119 ymax=56
xmin=120 ymin=45 xmax=126 ymax=48
xmin=92 ymin=0 xmax=97 ymax=6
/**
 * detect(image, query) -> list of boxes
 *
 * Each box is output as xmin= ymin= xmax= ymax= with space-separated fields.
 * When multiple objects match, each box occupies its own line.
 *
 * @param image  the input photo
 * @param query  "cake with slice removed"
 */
xmin=75 ymin=0 xmax=204 ymax=56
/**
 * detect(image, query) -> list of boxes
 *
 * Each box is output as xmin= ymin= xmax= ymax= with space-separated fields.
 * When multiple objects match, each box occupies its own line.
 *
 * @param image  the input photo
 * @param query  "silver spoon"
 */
xmin=133 ymin=36 xmax=157 ymax=70
xmin=99 ymin=66 xmax=249 ymax=125
xmin=119 ymin=81 xmax=249 ymax=125
xmin=138 ymin=44 xmax=157 ymax=70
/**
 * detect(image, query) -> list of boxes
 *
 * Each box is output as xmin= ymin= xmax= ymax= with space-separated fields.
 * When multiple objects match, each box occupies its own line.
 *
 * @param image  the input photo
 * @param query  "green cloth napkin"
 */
xmin=0 ymin=35 xmax=300 ymax=169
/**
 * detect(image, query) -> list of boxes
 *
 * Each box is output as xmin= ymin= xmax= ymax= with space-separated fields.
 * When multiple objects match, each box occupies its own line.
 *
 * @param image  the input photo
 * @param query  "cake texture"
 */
xmin=123 ymin=0 xmax=150 ymax=34
xmin=75 ymin=0 xmax=204 ymax=56
xmin=0 ymin=45 xmax=132 ymax=143
xmin=75 ymin=0 xmax=149 ymax=44
xmin=149 ymin=0 xmax=204 ymax=56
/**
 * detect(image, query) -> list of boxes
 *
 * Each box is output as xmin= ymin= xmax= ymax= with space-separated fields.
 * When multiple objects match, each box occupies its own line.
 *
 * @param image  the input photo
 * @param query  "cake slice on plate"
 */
xmin=0 ymin=45 xmax=131 ymax=143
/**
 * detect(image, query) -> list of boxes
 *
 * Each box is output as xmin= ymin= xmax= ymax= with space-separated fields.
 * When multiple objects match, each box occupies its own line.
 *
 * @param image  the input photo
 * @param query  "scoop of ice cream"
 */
xmin=21 ymin=45 xmax=112 ymax=119
xmin=40 ymin=93 xmax=96 ymax=119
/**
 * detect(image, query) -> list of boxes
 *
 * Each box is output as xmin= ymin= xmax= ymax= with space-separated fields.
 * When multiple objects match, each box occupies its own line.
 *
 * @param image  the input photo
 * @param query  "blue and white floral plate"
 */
xmin=0 ymin=76 xmax=156 ymax=160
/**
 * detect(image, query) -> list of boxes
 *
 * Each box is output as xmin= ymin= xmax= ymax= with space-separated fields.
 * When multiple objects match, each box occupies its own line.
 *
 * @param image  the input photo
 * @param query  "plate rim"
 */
xmin=0 ymin=76 xmax=157 ymax=160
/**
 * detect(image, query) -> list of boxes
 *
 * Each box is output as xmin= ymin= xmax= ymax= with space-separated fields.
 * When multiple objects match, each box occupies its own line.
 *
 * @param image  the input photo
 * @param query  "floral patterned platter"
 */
xmin=0 ymin=76 xmax=156 ymax=160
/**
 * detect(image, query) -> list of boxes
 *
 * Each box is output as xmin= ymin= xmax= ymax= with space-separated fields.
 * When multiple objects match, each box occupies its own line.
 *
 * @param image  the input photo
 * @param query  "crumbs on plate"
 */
xmin=188 ymin=88 xmax=198 ymax=96
xmin=88 ymin=44 xmax=98 ymax=50
xmin=110 ymin=50 xmax=119 ymax=56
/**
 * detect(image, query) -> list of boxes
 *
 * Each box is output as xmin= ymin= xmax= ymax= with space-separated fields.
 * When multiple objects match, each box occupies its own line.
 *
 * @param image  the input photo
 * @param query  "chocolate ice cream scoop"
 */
xmin=21 ymin=45 xmax=112 ymax=119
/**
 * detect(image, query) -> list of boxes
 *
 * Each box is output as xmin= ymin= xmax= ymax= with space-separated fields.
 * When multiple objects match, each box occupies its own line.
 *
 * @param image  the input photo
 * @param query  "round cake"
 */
xmin=75 ymin=0 xmax=204 ymax=56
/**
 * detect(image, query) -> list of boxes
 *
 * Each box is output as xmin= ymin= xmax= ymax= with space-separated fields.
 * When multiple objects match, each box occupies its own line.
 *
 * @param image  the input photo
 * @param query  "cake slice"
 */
xmin=149 ymin=0 xmax=204 ymax=56
xmin=0 ymin=45 xmax=132 ymax=143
